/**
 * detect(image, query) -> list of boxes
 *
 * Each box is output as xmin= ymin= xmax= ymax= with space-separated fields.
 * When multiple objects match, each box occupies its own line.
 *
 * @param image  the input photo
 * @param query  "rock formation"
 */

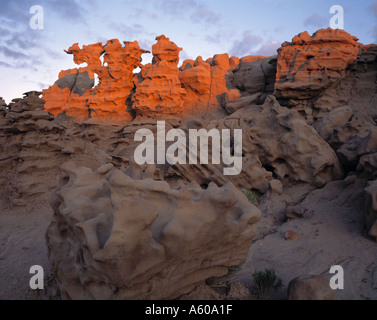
xmin=43 ymin=35 xmax=272 ymax=121
xmin=232 ymin=55 xmax=276 ymax=97
xmin=275 ymin=28 xmax=361 ymax=103
xmin=0 ymin=91 xmax=111 ymax=205
xmin=0 ymin=97 xmax=6 ymax=109
xmin=365 ymin=180 xmax=377 ymax=241
xmin=46 ymin=162 xmax=261 ymax=299
xmin=287 ymin=275 xmax=337 ymax=300
xmin=132 ymin=35 xmax=187 ymax=116
xmin=1 ymin=28 xmax=377 ymax=300
xmin=43 ymin=40 xmax=147 ymax=123
xmin=171 ymin=95 xmax=343 ymax=193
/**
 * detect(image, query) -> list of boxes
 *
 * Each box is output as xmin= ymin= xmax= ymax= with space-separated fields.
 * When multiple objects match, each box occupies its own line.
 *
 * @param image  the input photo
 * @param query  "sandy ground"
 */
xmin=0 ymin=198 xmax=59 ymax=300
xmin=234 ymin=178 xmax=377 ymax=300
xmin=0 ymin=177 xmax=376 ymax=300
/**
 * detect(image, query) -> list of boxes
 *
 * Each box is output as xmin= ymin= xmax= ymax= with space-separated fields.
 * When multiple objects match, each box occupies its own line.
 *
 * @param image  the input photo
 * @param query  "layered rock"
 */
xmin=365 ymin=180 xmax=377 ymax=241
xmin=132 ymin=35 xmax=187 ymax=116
xmin=275 ymin=28 xmax=362 ymax=102
xmin=0 ymin=91 xmax=111 ymax=205
xmin=44 ymin=35 xmax=268 ymax=121
xmin=43 ymin=40 xmax=147 ymax=123
xmin=171 ymin=96 xmax=343 ymax=192
xmin=178 ymin=53 xmax=245 ymax=114
xmin=88 ymin=40 xmax=148 ymax=121
xmin=311 ymin=44 xmax=377 ymax=123
xmin=0 ymin=97 xmax=6 ymax=109
xmin=46 ymin=162 xmax=261 ymax=299
xmin=179 ymin=56 xmax=212 ymax=111
xmin=325 ymin=108 xmax=377 ymax=172
xmin=0 ymin=91 xmax=56 ymax=204
xmin=232 ymin=55 xmax=276 ymax=97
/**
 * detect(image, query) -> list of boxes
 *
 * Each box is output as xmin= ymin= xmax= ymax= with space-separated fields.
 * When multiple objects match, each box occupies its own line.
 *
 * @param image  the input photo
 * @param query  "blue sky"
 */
xmin=0 ymin=0 xmax=376 ymax=103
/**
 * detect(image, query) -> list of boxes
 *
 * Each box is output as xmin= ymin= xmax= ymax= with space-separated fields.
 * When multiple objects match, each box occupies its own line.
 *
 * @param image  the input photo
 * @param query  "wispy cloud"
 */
xmin=127 ymin=7 xmax=158 ymax=20
xmin=0 ymin=61 xmax=12 ymax=68
xmin=0 ymin=46 xmax=28 ymax=59
xmin=368 ymin=0 xmax=377 ymax=16
xmin=205 ymin=29 xmax=234 ymax=44
xmin=0 ymin=0 xmax=88 ymax=25
xmin=304 ymin=13 xmax=328 ymax=28
xmin=107 ymin=22 xmax=151 ymax=40
xmin=230 ymin=31 xmax=263 ymax=57
xmin=253 ymin=41 xmax=280 ymax=56
xmin=190 ymin=6 xmax=221 ymax=25
xmin=369 ymin=0 xmax=377 ymax=41
xmin=154 ymin=0 xmax=222 ymax=26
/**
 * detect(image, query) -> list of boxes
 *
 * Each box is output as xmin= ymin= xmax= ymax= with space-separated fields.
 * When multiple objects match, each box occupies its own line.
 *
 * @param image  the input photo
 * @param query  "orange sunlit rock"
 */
xmin=43 ymin=39 xmax=147 ymax=123
xmin=43 ymin=34 xmax=245 ymax=122
xmin=132 ymin=35 xmax=187 ymax=116
xmin=275 ymin=28 xmax=362 ymax=100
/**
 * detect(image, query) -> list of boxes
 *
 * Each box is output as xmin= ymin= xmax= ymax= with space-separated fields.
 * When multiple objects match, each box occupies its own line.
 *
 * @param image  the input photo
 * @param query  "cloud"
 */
xmin=372 ymin=24 xmax=377 ymax=42
xmin=154 ymin=0 xmax=197 ymax=16
xmin=368 ymin=0 xmax=377 ymax=17
xmin=0 ymin=61 xmax=12 ymax=68
xmin=0 ymin=46 xmax=28 ymax=59
xmin=154 ymin=0 xmax=222 ymax=26
xmin=138 ymin=39 xmax=154 ymax=52
xmin=128 ymin=8 xmax=158 ymax=20
xmin=190 ymin=6 xmax=221 ymax=25
xmin=46 ymin=0 xmax=88 ymax=22
xmin=107 ymin=22 xmax=148 ymax=40
xmin=0 ymin=1 xmax=29 ymax=21
xmin=179 ymin=49 xmax=191 ymax=62
xmin=304 ymin=13 xmax=328 ymax=28
xmin=205 ymin=29 xmax=235 ymax=44
xmin=230 ymin=31 xmax=263 ymax=57
xmin=0 ymin=0 xmax=89 ymax=34
xmin=368 ymin=0 xmax=377 ymax=41
xmin=5 ymin=32 xmax=41 ymax=50
xmin=253 ymin=41 xmax=280 ymax=56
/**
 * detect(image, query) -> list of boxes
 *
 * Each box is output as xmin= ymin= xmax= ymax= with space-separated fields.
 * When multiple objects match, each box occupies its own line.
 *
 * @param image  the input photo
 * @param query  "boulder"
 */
xmin=275 ymin=28 xmax=361 ymax=102
xmin=223 ymin=92 xmax=261 ymax=114
xmin=232 ymin=56 xmax=276 ymax=95
xmin=287 ymin=275 xmax=337 ymax=300
xmin=365 ymin=180 xmax=377 ymax=241
xmin=46 ymin=162 xmax=261 ymax=299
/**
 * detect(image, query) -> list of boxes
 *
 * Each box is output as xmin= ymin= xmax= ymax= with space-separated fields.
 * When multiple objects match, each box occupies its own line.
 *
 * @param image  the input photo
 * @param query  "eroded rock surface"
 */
xmin=365 ymin=180 xmax=377 ymax=240
xmin=43 ymin=40 xmax=147 ymax=123
xmin=43 ymin=35 xmax=280 ymax=122
xmin=132 ymin=35 xmax=187 ymax=116
xmin=171 ymin=96 xmax=343 ymax=193
xmin=275 ymin=28 xmax=361 ymax=102
xmin=1 ymin=28 xmax=376 ymax=301
xmin=46 ymin=162 xmax=261 ymax=299
xmin=0 ymin=91 xmax=111 ymax=205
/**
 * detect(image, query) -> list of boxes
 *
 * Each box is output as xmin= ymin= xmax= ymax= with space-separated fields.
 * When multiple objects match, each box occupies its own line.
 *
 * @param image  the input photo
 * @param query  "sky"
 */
xmin=0 ymin=0 xmax=376 ymax=104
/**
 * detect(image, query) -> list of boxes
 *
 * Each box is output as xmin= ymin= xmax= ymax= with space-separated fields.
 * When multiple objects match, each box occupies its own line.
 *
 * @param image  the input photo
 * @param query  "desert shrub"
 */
xmin=252 ymin=268 xmax=282 ymax=299
xmin=241 ymin=189 xmax=260 ymax=205
xmin=206 ymin=263 xmax=244 ymax=287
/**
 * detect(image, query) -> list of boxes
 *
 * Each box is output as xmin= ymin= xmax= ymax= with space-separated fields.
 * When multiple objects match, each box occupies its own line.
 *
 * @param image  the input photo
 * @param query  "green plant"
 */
xmin=252 ymin=268 xmax=282 ymax=299
xmin=241 ymin=189 xmax=260 ymax=205
xmin=205 ymin=263 xmax=244 ymax=289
